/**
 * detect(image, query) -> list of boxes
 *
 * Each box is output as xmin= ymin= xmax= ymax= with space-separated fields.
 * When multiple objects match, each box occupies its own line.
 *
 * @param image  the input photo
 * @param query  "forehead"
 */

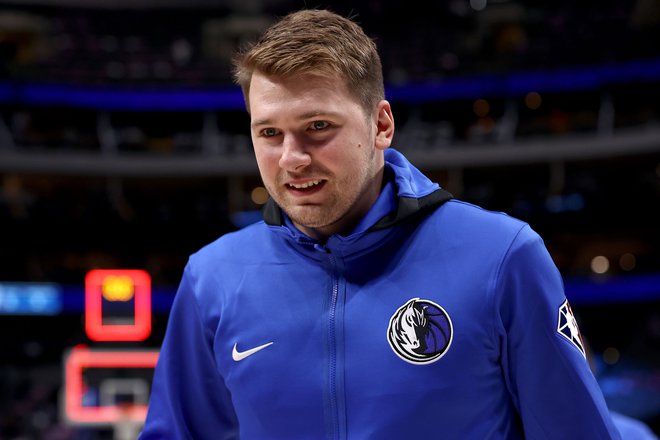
xmin=248 ymin=72 xmax=360 ymax=117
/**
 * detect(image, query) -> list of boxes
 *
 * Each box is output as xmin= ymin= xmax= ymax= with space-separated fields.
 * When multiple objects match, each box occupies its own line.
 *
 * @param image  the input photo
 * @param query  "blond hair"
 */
xmin=232 ymin=9 xmax=384 ymax=115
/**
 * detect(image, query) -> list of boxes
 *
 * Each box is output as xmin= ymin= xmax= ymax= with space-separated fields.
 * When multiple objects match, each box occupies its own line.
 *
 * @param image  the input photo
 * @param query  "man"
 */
xmin=140 ymin=9 xmax=621 ymax=439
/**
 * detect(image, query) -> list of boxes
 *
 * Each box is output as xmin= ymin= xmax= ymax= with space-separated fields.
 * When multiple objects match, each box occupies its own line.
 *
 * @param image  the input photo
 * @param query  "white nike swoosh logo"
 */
xmin=232 ymin=342 xmax=274 ymax=362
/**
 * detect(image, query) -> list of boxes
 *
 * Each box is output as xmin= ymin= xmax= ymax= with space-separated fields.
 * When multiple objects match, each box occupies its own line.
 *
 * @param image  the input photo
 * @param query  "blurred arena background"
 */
xmin=0 ymin=0 xmax=659 ymax=438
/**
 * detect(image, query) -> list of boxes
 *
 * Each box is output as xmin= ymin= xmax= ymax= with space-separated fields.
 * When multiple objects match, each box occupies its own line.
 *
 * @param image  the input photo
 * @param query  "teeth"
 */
xmin=288 ymin=180 xmax=321 ymax=189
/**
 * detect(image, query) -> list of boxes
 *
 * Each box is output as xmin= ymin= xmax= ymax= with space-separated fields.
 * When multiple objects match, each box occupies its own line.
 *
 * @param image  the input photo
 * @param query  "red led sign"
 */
xmin=85 ymin=269 xmax=151 ymax=342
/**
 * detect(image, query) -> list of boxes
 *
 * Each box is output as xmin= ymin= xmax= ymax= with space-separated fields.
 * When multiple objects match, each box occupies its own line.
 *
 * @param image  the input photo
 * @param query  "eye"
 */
xmin=260 ymin=127 xmax=279 ymax=137
xmin=309 ymin=120 xmax=329 ymax=131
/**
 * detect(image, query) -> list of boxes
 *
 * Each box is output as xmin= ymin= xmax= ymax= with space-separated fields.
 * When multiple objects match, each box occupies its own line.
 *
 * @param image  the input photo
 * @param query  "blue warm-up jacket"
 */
xmin=140 ymin=149 xmax=620 ymax=439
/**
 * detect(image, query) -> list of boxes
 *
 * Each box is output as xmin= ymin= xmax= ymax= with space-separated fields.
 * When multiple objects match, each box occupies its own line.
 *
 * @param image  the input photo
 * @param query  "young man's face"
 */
xmin=249 ymin=71 xmax=394 ymax=241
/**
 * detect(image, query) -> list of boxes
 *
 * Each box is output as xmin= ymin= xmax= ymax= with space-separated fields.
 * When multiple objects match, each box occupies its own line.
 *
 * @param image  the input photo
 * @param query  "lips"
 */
xmin=285 ymin=179 xmax=326 ymax=195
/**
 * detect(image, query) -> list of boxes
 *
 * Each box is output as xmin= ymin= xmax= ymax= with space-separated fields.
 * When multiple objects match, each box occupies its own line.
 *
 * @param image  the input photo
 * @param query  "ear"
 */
xmin=374 ymin=100 xmax=394 ymax=150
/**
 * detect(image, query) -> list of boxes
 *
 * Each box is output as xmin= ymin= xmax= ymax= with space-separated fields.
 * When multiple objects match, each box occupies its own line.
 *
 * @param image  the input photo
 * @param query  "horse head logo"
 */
xmin=387 ymin=298 xmax=453 ymax=365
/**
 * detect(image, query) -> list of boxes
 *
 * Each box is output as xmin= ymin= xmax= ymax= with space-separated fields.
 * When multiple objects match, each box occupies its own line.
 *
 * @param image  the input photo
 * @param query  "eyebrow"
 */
xmin=251 ymin=110 xmax=343 ymax=129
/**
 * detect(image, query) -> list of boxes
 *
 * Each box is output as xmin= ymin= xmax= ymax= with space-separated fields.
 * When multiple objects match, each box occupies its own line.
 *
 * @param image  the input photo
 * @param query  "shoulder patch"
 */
xmin=557 ymin=299 xmax=586 ymax=358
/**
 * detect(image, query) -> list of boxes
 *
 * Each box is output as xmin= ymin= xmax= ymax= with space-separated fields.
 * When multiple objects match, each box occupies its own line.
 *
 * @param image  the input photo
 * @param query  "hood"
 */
xmin=262 ymin=148 xmax=452 ymax=235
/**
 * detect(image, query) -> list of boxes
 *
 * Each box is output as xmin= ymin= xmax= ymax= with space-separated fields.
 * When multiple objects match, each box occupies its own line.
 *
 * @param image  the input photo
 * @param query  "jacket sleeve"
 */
xmin=494 ymin=225 xmax=621 ymax=439
xmin=139 ymin=263 xmax=239 ymax=440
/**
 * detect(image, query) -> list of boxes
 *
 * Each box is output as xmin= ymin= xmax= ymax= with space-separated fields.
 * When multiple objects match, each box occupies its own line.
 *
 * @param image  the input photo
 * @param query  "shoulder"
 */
xmin=179 ymin=221 xmax=276 ymax=303
xmin=189 ymin=221 xmax=273 ymax=268
xmin=430 ymin=198 xmax=535 ymax=243
xmin=441 ymin=199 xmax=526 ymax=226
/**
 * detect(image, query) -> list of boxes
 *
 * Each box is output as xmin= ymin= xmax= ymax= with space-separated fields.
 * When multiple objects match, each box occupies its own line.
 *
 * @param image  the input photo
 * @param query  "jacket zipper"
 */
xmin=326 ymin=249 xmax=345 ymax=440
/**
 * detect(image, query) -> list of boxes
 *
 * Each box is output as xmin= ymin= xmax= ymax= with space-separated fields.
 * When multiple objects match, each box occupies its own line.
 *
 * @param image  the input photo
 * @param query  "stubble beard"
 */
xmin=269 ymin=151 xmax=378 ymax=236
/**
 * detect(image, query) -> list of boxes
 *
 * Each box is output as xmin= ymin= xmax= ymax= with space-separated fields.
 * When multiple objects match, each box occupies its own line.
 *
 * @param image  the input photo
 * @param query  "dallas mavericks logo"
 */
xmin=387 ymin=298 xmax=453 ymax=365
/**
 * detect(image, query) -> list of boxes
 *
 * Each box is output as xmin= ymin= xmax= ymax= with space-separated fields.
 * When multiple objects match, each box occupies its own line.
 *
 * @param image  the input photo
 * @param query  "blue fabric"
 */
xmin=140 ymin=149 xmax=620 ymax=439
xmin=611 ymin=412 xmax=658 ymax=440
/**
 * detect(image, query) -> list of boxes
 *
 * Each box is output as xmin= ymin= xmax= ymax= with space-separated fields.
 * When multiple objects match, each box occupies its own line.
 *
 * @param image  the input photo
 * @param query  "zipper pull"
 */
xmin=313 ymin=243 xmax=331 ymax=253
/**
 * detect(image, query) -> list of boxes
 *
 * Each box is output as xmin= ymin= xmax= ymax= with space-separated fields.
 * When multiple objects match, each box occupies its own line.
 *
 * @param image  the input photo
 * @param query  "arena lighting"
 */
xmin=62 ymin=346 xmax=159 ymax=425
xmin=2 ymin=57 xmax=660 ymax=110
xmin=524 ymin=91 xmax=542 ymax=109
xmin=473 ymin=98 xmax=490 ymax=117
xmin=590 ymin=256 xmax=610 ymax=275
xmin=85 ymin=269 xmax=151 ymax=342
xmin=602 ymin=347 xmax=620 ymax=365
xmin=0 ymin=282 xmax=62 ymax=315
xmin=619 ymin=253 xmax=637 ymax=272
xmin=250 ymin=186 xmax=269 ymax=205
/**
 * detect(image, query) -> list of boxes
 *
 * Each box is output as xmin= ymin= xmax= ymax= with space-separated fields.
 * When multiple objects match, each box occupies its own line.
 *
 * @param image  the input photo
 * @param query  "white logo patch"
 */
xmin=387 ymin=298 xmax=453 ymax=365
xmin=232 ymin=342 xmax=273 ymax=362
xmin=557 ymin=299 xmax=585 ymax=358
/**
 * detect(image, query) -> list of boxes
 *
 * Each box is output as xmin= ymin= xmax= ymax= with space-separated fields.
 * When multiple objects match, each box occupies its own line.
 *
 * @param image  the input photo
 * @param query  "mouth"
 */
xmin=285 ymin=179 xmax=326 ymax=195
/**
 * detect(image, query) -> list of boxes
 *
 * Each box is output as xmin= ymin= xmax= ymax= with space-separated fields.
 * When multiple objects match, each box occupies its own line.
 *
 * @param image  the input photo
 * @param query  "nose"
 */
xmin=278 ymin=135 xmax=311 ymax=171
